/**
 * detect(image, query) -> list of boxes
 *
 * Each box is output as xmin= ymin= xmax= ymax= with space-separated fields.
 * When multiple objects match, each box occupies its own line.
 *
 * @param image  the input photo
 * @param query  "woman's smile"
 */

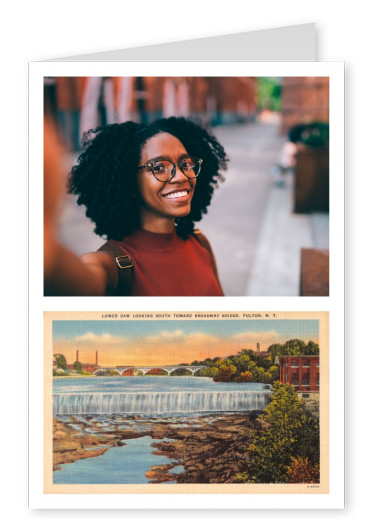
xmin=162 ymin=187 xmax=192 ymax=200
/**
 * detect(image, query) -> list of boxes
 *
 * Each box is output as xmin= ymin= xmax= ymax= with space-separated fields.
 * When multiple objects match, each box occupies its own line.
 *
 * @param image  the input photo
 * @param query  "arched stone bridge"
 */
xmin=93 ymin=365 xmax=207 ymax=376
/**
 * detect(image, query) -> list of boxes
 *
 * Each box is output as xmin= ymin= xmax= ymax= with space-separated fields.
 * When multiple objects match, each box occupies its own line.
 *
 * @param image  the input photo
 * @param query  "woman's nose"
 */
xmin=169 ymin=164 xmax=188 ymax=182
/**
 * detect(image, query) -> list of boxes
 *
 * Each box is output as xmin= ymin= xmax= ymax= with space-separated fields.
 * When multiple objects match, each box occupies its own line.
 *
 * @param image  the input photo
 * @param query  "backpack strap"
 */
xmin=193 ymin=229 xmax=223 ymax=294
xmin=97 ymin=241 xmax=133 ymax=296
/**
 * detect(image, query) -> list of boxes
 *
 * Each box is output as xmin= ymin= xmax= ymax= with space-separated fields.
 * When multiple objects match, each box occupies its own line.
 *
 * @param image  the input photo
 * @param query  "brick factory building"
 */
xmin=279 ymin=356 xmax=319 ymax=398
xmin=66 ymin=350 xmax=100 ymax=373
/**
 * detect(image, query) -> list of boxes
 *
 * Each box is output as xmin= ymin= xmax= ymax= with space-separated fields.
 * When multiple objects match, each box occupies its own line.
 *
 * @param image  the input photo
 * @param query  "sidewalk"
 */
xmin=244 ymin=174 xmax=329 ymax=296
xmin=198 ymin=121 xmax=329 ymax=296
xmin=198 ymin=121 xmax=285 ymax=296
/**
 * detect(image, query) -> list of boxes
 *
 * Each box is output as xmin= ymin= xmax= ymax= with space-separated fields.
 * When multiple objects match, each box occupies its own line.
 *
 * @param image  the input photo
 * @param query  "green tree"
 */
xmin=305 ymin=341 xmax=319 ymax=356
xmin=243 ymin=382 xmax=319 ymax=483
xmin=73 ymin=361 xmax=83 ymax=373
xmin=198 ymin=366 xmax=220 ymax=378
xmin=283 ymin=339 xmax=306 ymax=357
xmin=203 ymin=357 xmax=217 ymax=367
xmin=267 ymin=343 xmax=284 ymax=364
xmin=55 ymin=354 xmax=67 ymax=370
xmin=251 ymin=365 xmax=267 ymax=382
xmin=172 ymin=368 xmax=191 ymax=376
xmin=257 ymin=77 xmax=282 ymax=112
xmin=237 ymin=349 xmax=257 ymax=362
xmin=231 ymin=353 xmax=253 ymax=373
xmin=266 ymin=365 xmax=280 ymax=383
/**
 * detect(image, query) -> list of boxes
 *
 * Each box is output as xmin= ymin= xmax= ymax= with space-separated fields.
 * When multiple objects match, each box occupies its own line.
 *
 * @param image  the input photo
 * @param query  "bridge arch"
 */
xmin=93 ymin=368 xmax=122 ymax=376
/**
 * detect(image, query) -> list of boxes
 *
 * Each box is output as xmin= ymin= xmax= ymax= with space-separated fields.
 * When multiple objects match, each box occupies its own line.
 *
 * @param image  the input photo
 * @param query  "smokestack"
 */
xmin=76 ymin=350 xmax=79 ymax=362
xmin=257 ymin=343 xmax=260 ymax=354
xmin=96 ymin=350 xmax=98 ymax=366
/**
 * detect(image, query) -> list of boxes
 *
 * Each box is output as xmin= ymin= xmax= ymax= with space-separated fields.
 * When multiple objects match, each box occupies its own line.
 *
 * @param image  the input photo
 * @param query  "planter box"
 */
xmin=300 ymin=248 xmax=329 ymax=296
xmin=294 ymin=143 xmax=329 ymax=213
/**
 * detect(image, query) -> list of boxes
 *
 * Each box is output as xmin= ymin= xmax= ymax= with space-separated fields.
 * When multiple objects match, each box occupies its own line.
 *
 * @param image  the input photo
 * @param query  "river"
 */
xmin=53 ymin=376 xmax=271 ymax=484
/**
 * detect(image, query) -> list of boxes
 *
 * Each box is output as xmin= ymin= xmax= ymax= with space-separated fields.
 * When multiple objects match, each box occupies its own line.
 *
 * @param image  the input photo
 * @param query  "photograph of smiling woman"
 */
xmin=45 ymin=117 xmax=228 ymax=296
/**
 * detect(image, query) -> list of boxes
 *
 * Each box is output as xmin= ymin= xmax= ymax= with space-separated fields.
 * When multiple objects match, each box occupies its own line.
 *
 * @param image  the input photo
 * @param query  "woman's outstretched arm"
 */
xmin=44 ymin=118 xmax=118 ymax=296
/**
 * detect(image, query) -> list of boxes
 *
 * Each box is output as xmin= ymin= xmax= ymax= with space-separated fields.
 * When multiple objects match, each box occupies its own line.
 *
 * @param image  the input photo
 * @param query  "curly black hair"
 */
xmin=68 ymin=117 xmax=228 ymax=240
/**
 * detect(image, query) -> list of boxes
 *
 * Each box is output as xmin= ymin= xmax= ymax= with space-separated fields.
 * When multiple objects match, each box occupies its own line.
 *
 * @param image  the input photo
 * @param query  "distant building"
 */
xmin=257 ymin=350 xmax=272 ymax=360
xmin=130 ymin=76 xmax=259 ymax=126
xmin=146 ymin=368 xmax=164 ymax=375
xmin=118 ymin=368 xmax=134 ymax=376
xmin=279 ymin=356 xmax=319 ymax=398
xmin=66 ymin=350 xmax=100 ymax=373
xmin=50 ymin=76 xmax=258 ymax=131
xmin=280 ymin=77 xmax=329 ymax=135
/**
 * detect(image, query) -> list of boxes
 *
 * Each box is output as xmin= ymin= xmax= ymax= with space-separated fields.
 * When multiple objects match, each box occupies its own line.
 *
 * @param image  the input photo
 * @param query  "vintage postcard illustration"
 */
xmin=44 ymin=311 xmax=328 ymax=495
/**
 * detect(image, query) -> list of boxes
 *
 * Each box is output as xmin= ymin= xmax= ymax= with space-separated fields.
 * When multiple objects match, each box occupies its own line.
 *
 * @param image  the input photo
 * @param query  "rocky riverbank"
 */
xmin=53 ymin=413 xmax=257 ymax=483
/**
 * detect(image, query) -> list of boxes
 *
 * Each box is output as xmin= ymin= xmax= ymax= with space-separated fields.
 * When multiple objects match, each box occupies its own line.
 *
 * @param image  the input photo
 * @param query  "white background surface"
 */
xmin=1 ymin=0 xmax=371 ymax=527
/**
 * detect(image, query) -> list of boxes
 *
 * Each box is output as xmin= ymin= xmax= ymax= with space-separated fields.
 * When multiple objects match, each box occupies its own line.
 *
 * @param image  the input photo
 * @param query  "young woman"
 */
xmin=45 ymin=117 xmax=228 ymax=296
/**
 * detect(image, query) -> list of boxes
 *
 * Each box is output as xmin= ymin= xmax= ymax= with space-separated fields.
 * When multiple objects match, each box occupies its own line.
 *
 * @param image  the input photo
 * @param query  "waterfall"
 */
xmin=53 ymin=390 xmax=270 ymax=415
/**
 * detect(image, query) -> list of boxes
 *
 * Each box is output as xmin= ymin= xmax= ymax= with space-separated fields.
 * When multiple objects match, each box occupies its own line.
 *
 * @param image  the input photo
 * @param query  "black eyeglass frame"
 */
xmin=138 ymin=156 xmax=203 ymax=182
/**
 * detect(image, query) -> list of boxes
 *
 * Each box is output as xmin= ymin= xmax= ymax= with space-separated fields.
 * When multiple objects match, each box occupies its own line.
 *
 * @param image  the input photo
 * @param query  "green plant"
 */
xmin=241 ymin=382 xmax=319 ymax=483
xmin=300 ymin=122 xmax=329 ymax=147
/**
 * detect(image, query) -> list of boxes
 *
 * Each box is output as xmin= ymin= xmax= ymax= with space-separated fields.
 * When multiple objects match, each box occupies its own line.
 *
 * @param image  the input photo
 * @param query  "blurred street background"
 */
xmin=45 ymin=76 xmax=329 ymax=296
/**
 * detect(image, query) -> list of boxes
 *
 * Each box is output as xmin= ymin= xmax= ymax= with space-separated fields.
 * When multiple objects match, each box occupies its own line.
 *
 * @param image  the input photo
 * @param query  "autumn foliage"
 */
xmin=234 ymin=371 xmax=253 ymax=382
xmin=286 ymin=456 xmax=320 ymax=483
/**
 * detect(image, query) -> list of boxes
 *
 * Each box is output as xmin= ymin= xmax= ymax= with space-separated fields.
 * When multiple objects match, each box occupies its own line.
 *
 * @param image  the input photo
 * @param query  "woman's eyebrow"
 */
xmin=145 ymin=153 xmax=190 ymax=164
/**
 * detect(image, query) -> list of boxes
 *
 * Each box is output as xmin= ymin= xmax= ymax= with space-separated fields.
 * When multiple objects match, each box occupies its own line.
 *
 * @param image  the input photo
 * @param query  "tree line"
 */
xmin=53 ymin=354 xmax=91 ymax=376
xmin=192 ymin=339 xmax=319 ymax=383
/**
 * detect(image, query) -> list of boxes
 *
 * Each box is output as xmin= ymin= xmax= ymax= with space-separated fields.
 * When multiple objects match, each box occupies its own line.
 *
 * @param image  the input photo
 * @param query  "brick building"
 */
xmin=280 ymin=77 xmax=329 ymax=135
xmin=132 ymin=76 xmax=258 ymax=125
xmin=118 ymin=368 xmax=134 ymax=376
xmin=279 ymin=356 xmax=319 ymax=397
xmin=66 ymin=350 xmax=100 ymax=373
xmin=49 ymin=76 xmax=258 ymax=131
xmin=145 ymin=368 xmax=164 ymax=375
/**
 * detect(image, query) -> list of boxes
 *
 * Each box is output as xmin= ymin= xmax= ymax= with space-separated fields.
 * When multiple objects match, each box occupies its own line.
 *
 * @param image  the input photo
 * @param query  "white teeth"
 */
xmin=165 ymin=191 xmax=188 ymax=199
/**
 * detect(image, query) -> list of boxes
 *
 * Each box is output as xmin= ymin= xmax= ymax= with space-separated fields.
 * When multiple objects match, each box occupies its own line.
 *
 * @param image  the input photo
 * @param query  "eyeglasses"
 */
xmin=138 ymin=156 xmax=203 ymax=182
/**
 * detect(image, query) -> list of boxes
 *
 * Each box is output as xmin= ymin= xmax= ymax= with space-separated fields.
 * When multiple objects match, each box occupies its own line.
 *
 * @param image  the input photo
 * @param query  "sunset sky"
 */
xmin=52 ymin=319 xmax=320 ymax=367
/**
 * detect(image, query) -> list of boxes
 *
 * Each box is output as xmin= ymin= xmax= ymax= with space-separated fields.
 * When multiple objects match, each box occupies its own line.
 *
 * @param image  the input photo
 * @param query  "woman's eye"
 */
xmin=153 ymin=162 xmax=167 ymax=173
xmin=182 ymin=158 xmax=195 ymax=169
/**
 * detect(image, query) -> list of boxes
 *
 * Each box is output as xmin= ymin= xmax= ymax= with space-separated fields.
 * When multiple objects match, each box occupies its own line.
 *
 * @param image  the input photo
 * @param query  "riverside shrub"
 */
xmin=241 ymin=382 xmax=320 ymax=483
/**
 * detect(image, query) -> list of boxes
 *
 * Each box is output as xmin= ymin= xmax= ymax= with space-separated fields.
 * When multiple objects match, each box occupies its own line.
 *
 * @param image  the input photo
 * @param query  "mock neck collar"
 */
xmin=122 ymin=228 xmax=178 ymax=251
